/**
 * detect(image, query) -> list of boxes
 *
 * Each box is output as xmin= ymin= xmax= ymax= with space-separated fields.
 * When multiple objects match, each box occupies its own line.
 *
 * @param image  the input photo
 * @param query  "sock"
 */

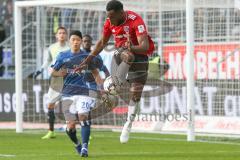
xmin=66 ymin=128 xmax=79 ymax=146
xmin=80 ymin=120 xmax=91 ymax=148
xmin=127 ymin=100 xmax=139 ymax=122
xmin=116 ymin=62 xmax=130 ymax=83
xmin=48 ymin=108 xmax=55 ymax=131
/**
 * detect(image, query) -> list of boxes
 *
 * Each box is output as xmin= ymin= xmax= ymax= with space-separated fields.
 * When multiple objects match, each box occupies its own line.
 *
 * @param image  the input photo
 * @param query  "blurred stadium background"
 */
xmin=1 ymin=0 xmax=240 ymax=145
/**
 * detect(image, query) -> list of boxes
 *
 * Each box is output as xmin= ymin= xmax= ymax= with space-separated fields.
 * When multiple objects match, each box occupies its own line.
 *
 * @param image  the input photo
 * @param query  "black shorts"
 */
xmin=111 ymin=53 xmax=149 ymax=84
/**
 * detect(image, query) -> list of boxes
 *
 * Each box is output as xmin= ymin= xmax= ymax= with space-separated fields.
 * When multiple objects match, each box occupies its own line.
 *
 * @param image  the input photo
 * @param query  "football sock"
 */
xmin=80 ymin=120 xmax=91 ymax=146
xmin=66 ymin=128 xmax=79 ymax=145
xmin=48 ymin=108 xmax=55 ymax=131
xmin=127 ymin=100 xmax=139 ymax=122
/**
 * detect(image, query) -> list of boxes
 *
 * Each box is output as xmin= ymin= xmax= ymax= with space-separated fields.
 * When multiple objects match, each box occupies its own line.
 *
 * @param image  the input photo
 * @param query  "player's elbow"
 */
xmin=49 ymin=68 xmax=56 ymax=76
xmin=142 ymin=41 xmax=149 ymax=52
xmin=98 ymin=39 xmax=107 ymax=49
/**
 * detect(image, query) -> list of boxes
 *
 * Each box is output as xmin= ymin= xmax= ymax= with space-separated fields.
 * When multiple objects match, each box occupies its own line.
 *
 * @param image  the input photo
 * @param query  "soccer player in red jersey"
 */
xmin=75 ymin=0 xmax=155 ymax=143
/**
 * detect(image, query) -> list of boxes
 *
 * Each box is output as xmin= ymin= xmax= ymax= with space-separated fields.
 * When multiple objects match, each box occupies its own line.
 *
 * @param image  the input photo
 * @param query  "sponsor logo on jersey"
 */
xmin=115 ymin=34 xmax=128 ymax=39
xmin=123 ymin=26 xmax=129 ymax=33
xmin=138 ymin=25 xmax=145 ymax=33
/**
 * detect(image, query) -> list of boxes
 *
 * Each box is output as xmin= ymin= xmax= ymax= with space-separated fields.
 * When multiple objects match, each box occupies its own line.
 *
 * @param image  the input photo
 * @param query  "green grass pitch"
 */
xmin=0 ymin=130 xmax=240 ymax=160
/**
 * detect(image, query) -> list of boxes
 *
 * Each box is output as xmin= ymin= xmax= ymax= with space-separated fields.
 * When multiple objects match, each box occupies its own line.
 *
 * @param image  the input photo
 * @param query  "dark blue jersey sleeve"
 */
xmin=88 ymin=55 xmax=104 ymax=71
xmin=51 ymin=52 xmax=66 ymax=71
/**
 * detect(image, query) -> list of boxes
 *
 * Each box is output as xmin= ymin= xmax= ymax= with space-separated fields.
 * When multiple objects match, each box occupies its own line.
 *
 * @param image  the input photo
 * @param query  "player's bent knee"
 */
xmin=129 ymin=83 xmax=144 ymax=102
xmin=48 ymin=103 xmax=55 ymax=109
xmin=121 ymin=51 xmax=135 ymax=63
xmin=78 ymin=113 xmax=89 ymax=122
xmin=129 ymin=91 xmax=142 ymax=103
xmin=66 ymin=121 xmax=76 ymax=129
xmin=131 ymin=95 xmax=141 ymax=103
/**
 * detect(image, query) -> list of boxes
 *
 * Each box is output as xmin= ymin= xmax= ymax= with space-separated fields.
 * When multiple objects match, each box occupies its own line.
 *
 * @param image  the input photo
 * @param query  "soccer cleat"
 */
xmin=88 ymin=136 xmax=92 ymax=145
xmin=75 ymin=144 xmax=82 ymax=155
xmin=41 ymin=131 xmax=56 ymax=139
xmin=81 ymin=143 xmax=88 ymax=157
xmin=120 ymin=121 xmax=132 ymax=144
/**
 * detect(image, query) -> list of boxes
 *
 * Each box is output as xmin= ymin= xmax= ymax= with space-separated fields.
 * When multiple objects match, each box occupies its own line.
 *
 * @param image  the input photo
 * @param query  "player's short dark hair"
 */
xmin=69 ymin=30 xmax=82 ymax=39
xmin=56 ymin=26 xmax=67 ymax=33
xmin=83 ymin=34 xmax=92 ymax=41
xmin=106 ymin=0 xmax=123 ymax=12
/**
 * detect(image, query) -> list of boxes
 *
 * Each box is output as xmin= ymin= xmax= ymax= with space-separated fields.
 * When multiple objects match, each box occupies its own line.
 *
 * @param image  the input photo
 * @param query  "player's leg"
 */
xmin=41 ymin=88 xmax=61 ymax=139
xmin=78 ymin=113 xmax=91 ymax=157
xmin=120 ymin=83 xmax=144 ymax=143
xmin=66 ymin=120 xmax=82 ymax=154
xmin=61 ymin=97 xmax=82 ymax=155
xmin=112 ymin=49 xmax=135 ymax=85
xmin=90 ymin=93 xmax=118 ymax=119
xmin=41 ymin=103 xmax=56 ymax=139
xmin=75 ymin=95 xmax=97 ymax=157
xmin=120 ymin=54 xmax=148 ymax=143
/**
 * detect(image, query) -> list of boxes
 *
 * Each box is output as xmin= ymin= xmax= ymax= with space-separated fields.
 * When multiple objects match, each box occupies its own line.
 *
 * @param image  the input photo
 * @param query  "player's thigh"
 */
xmin=49 ymin=77 xmax=64 ymax=92
xmin=130 ymin=82 xmax=145 ymax=100
xmin=61 ymin=97 xmax=78 ymax=123
xmin=74 ymin=95 xmax=97 ymax=115
xmin=48 ymin=87 xmax=61 ymax=104
xmin=128 ymin=54 xmax=149 ymax=84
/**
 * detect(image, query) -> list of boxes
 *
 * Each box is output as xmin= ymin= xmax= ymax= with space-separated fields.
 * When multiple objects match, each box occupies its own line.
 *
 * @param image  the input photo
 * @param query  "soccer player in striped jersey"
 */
xmin=33 ymin=27 xmax=70 ymax=139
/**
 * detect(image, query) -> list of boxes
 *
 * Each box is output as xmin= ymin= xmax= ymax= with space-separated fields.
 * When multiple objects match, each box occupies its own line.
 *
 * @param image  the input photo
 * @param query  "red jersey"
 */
xmin=103 ymin=10 xmax=154 ymax=56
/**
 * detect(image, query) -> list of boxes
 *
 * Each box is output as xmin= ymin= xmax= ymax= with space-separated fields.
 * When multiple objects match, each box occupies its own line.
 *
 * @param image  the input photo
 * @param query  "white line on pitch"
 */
xmin=0 ymin=154 xmax=16 ymax=157
xmin=94 ymin=134 xmax=240 ymax=146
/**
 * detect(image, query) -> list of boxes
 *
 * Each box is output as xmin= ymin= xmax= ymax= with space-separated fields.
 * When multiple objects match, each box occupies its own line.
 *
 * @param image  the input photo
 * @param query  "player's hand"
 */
xmin=33 ymin=70 xmax=42 ymax=79
xmin=125 ymin=33 xmax=132 ymax=51
xmin=59 ymin=68 xmax=67 ymax=77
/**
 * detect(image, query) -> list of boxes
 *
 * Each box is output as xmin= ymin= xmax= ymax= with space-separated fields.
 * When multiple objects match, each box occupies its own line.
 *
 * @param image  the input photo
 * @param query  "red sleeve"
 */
xmin=103 ymin=19 xmax=112 ymax=38
xmin=133 ymin=16 xmax=148 ymax=36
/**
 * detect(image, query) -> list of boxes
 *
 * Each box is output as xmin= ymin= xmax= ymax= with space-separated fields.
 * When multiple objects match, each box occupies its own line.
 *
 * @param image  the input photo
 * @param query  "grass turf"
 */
xmin=0 ymin=130 xmax=240 ymax=160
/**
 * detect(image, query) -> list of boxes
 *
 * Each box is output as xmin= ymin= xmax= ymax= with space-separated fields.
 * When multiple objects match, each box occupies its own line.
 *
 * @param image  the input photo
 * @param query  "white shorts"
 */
xmin=48 ymin=76 xmax=63 ymax=103
xmin=62 ymin=95 xmax=96 ymax=121
xmin=48 ymin=87 xmax=61 ymax=103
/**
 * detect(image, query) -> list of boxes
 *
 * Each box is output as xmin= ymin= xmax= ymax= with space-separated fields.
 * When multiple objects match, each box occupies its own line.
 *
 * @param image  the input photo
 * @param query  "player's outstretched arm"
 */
xmin=127 ymin=34 xmax=149 ymax=54
xmin=74 ymin=35 xmax=110 ymax=73
xmin=91 ymin=69 xmax=104 ymax=86
xmin=33 ymin=51 xmax=52 ymax=79
xmin=102 ymin=65 xmax=110 ymax=78
xmin=49 ymin=68 xmax=67 ymax=77
xmin=33 ymin=69 xmax=43 ymax=79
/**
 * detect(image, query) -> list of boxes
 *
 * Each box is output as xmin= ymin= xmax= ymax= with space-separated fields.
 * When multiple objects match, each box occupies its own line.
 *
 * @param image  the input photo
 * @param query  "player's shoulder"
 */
xmin=126 ymin=10 xmax=142 ymax=21
xmin=80 ymin=49 xmax=89 ymax=56
xmin=61 ymin=49 xmax=71 ymax=54
xmin=48 ymin=42 xmax=58 ymax=49
xmin=94 ymin=55 xmax=103 ymax=63
xmin=57 ymin=49 xmax=71 ymax=59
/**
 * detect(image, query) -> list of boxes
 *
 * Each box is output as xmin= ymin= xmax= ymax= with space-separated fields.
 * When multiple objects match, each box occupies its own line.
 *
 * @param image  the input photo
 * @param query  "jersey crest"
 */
xmin=128 ymin=14 xmax=137 ymax=20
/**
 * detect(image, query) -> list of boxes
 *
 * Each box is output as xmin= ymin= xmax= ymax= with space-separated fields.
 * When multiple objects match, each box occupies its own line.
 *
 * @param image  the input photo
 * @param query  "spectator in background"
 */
xmin=0 ymin=1 xmax=5 ymax=23
xmin=0 ymin=23 xmax=6 ymax=76
xmin=3 ymin=0 xmax=13 ymax=37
